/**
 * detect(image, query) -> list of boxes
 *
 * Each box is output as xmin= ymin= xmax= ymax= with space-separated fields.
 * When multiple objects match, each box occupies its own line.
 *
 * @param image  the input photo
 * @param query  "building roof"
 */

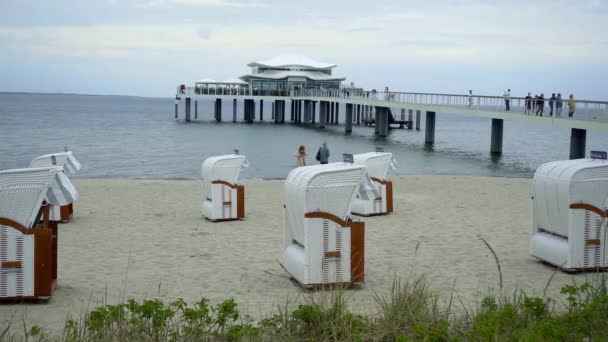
xmin=196 ymin=78 xmax=219 ymax=84
xmin=240 ymin=69 xmax=345 ymax=82
xmin=221 ymin=78 xmax=248 ymax=85
xmin=247 ymin=55 xmax=337 ymax=69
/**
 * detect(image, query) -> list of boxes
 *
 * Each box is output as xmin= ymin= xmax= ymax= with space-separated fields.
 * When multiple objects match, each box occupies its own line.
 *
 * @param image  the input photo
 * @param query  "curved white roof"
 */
xmin=248 ymin=55 xmax=336 ymax=69
xmin=196 ymin=78 xmax=219 ymax=84
xmin=240 ymin=70 xmax=345 ymax=82
xmin=221 ymin=78 xmax=248 ymax=84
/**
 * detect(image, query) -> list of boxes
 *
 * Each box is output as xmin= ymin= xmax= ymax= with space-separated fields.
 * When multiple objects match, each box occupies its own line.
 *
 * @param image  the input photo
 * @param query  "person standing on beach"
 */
xmin=524 ymin=93 xmax=532 ymax=114
xmin=468 ymin=90 xmax=473 ymax=108
xmin=294 ymin=145 xmax=307 ymax=167
xmin=316 ymin=142 xmax=330 ymax=164
xmin=556 ymin=93 xmax=563 ymax=116
xmin=548 ymin=93 xmax=556 ymax=116
xmin=568 ymin=94 xmax=576 ymax=117
xmin=503 ymin=89 xmax=511 ymax=111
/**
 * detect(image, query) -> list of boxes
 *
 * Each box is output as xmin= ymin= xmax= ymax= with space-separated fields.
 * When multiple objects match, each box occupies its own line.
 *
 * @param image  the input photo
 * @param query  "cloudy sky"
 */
xmin=1 ymin=0 xmax=607 ymax=98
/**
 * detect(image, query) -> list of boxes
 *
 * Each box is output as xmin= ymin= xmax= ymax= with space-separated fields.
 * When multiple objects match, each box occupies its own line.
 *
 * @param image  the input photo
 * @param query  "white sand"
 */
xmin=0 ymin=176 xmax=592 ymax=332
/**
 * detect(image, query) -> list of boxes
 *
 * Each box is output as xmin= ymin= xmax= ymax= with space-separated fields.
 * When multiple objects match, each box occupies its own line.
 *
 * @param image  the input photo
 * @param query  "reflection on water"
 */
xmin=1 ymin=94 xmax=606 ymax=180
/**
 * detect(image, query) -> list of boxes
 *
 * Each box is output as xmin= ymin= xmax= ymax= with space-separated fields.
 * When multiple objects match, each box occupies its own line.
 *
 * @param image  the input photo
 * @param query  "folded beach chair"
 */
xmin=30 ymin=151 xmax=81 ymax=222
xmin=283 ymin=163 xmax=367 ymax=288
xmin=0 ymin=166 xmax=78 ymax=300
xmin=201 ymin=154 xmax=247 ymax=221
xmin=351 ymin=152 xmax=395 ymax=216
xmin=531 ymin=158 xmax=608 ymax=271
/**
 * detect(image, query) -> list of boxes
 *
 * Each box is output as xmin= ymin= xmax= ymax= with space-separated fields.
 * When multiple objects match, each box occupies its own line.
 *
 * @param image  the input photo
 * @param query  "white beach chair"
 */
xmin=351 ymin=152 xmax=395 ymax=216
xmin=531 ymin=159 xmax=608 ymax=271
xmin=30 ymin=151 xmax=81 ymax=222
xmin=283 ymin=163 xmax=367 ymax=287
xmin=201 ymin=154 xmax=247 ymax=221
xmin=0 ymin=166 xmax=78 ymax=300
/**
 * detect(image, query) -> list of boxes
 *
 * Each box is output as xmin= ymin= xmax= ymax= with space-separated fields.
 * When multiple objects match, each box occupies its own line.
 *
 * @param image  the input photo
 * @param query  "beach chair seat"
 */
xmin=0 ymin=166 xmax=78 ymax=300
xmin=351 ymin=152 xmax=395 ymax=216
xmin=201 ymin=154 xmax=247 ymax=221
xmin=531 ymin=159 xmax=608 ymax=271
xmin=283 ymin=163 xmax=367 ymax=288
xmin=30 ymin=151 xmax=81 ymax=222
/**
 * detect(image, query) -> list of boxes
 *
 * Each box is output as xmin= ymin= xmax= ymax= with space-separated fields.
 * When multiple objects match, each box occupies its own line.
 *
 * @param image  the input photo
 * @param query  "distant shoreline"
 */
xmin=0 ymin=91 xmax=173 ymax=100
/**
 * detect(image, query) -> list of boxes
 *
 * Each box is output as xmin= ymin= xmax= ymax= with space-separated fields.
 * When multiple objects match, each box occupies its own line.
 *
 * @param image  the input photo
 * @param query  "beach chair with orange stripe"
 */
xmin=283 ymin=163 xmax=367 ymax=288
xmin=0 ymin=166 xmax=78 ymax=300
xmin=351 ymin=152 xmax=395 ymax=216
xmin=201 ymin=154 xmax=248 ymax=222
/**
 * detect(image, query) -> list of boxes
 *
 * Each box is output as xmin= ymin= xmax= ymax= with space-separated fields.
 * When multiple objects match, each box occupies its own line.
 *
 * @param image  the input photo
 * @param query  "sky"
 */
xmin=0 ymin=0 xmax=607 ymax=98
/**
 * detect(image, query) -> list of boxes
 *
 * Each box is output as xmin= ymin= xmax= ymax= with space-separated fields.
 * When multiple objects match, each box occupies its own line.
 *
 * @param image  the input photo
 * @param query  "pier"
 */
xmin=176 ymin=87 xmax=608 ymax=159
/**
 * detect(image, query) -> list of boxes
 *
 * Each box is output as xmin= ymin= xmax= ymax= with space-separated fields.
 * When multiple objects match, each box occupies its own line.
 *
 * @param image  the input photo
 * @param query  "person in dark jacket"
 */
xmin=316 ymin=142 xmax=330 ymax=164
xmin=548 ymin=93 xmax=556 ymax=116
xmin=536 ymin=94 xmax=545 ymax=116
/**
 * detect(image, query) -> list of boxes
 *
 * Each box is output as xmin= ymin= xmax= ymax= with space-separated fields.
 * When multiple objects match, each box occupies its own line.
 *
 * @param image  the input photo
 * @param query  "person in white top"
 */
xmin=503 ymin=89 xmax=511 ymax=111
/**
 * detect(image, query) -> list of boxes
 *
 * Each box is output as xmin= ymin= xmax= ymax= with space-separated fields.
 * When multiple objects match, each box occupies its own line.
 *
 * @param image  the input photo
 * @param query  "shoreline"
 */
xmin=0 ymin=175 xmax=588 ymax=333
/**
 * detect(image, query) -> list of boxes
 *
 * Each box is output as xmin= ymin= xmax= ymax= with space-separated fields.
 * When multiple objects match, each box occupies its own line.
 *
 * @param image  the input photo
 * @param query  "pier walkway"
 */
xmin=175 ymin=87 xmax=608 ymax=159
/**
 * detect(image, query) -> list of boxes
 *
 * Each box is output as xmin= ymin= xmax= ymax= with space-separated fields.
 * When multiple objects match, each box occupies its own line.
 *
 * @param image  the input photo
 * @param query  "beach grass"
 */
xmin=3 ymin=273 xmax=608 ymax=341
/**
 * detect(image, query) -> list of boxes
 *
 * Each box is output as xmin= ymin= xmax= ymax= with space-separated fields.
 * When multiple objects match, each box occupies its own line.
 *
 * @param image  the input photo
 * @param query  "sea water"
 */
xmin=1 ymin=93 xmax=606 ymax=180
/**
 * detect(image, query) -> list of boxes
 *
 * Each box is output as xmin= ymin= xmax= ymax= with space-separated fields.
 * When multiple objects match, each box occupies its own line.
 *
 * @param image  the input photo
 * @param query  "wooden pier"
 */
xmin=175 ymin=87 xmax=608 ymax=159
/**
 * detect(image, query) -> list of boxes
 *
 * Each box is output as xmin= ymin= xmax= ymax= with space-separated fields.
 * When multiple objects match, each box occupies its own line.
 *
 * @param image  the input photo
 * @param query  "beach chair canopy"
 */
xmin=201 ymin=154 xmax=247 ymax=193
xmin=30 ymin=151 xmax=81 ymax=176
xmin=353 ymin=152 xmax=393 ymax=180
xmin=533 ymin=159 xmax=608 ymax=238
xmin=284 ymin=163 xmax=366 ymax=245
xmin=0 ymin=167 xmax=78 ymax=228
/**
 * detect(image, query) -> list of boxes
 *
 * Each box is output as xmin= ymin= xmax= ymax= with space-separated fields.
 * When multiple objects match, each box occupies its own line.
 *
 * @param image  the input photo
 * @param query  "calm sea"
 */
xmin=1 ymin=93 xmax=606 ymax=180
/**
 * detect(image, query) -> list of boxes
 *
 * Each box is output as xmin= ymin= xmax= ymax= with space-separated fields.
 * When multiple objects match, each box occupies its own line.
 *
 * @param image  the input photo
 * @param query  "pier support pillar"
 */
xmin=319 ymin=101 xmax=327 ymax=128
xmin=375 ymin=107 xmax=389 ymax=137
xmin=569 ymin=128 xmax=587 ymax=159
xmin=291 ymin=101 xmax=295 ymax=122
xmin=425 ymin=111 xmax=436 ymax=145
xmin=244 ymin=99 xmax=255 ymax=123
xmin=345 ymin=103 xmax=353 ymax=134
xmin=214 ymin=98 xmax=222 ymax=122
xmin=174 ymin=99 xmax=178 ymax=119
xmin=329 ymin=102 xmax=334 ymax=125
xmin=416 ymin=110 xmax=421 ymax=130
xmin=259 ymin=100 xmax=264 ymax=121
xmin=233 ymin=99 xmax=237 ymax=123
xmin=274 ymin=100 xmax=285 ymax=123
xmin=335 ymin=103 xmax=340 ymax=124
xmin=312 ymin=102 xmax=317 ymax=124
xmin=185 ymin=98 xmax=191 ymax=122
xmin=195 ymin=101 xmax=198 ymax=119
xmin=271 ymin=102 xmax=275 ymax=121
xmin=356 ymin=105 xmax=361 ymax=125
xmin=490 ymin=118 xmax=503 ymax=155
xmin=408 ymin=109 xmax=413 ymax=129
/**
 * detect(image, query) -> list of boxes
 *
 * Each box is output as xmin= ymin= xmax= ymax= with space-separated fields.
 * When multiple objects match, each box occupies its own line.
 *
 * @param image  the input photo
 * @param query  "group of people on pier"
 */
xmin=501 ymin=89 xmax=576 ymax=117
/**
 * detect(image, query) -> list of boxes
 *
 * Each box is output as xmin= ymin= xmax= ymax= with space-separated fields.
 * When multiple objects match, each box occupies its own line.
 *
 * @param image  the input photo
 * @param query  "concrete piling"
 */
xmin=425 ymin=111 xmax=436 ymax=145
xmin=185 ymin=98 xmax=191 ymax=122
xmin=345 ymin=103 xmax=353 ymax=134
xmin=569 ymin=128 xmax=587 ymax=159
xmin=416 ymin=110 xmax=421 ymax=130
xmin=490 ymin=118 xmax=503 ymax=154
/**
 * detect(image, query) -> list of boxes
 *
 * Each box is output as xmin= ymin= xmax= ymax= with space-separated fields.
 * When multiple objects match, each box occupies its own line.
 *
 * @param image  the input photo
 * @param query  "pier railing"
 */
xmin=177 ymin=86 xmax=608 ymax=122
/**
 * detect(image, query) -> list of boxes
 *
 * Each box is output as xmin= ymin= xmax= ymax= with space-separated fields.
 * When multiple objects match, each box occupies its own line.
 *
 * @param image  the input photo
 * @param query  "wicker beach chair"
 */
xmin=531 ymin=159 xmax=608 ymax=271
xmin=0 ymin=166 xmax=78 ymax=300
xmin=283 ymin=163 xmax=367 ymax=288
xmin=201 ymin=154 xmax=247 ymax=221
xmin=30 ymin=151 xmax=81 ymax=222
xmin=351 ymin=152 xmax=395 ymax=216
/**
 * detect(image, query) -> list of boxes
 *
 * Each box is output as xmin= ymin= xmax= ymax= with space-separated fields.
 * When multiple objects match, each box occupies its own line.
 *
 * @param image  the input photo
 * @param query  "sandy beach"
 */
xmin=0 ymin=175 xmax=591 ymax=332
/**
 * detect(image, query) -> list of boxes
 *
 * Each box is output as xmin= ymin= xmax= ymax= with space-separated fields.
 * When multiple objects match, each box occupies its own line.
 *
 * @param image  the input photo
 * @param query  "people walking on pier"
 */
xmin=503 ymin=89 xmax=511 ymax=111
xmin=548 ymin=93 xmax=556 ymax=116
xmin=468 ymin=90 xmax=473 ymax=108
xmin=556 ymin=94 xmax=563 ymax=116
xmin=568 ymin=94 xmax=576 ymax=117
xmin=295 ymin=145 xmax=307 ymax=167
xmin=525 ymin=93 xmax=532 ymax=114
xmin=316 ymin=142 xmax=330 ymax=164
xmin=536 ymin=94 xmax=545 ymax=116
